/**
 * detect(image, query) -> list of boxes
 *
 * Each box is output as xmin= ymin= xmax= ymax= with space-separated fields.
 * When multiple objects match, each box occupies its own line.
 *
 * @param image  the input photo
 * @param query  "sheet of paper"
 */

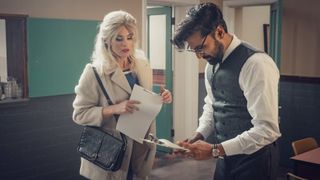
xmin=141 ymin=138 xmax=189 ymax=151
xmin=116 ymin=84 xmax=162 ymax=143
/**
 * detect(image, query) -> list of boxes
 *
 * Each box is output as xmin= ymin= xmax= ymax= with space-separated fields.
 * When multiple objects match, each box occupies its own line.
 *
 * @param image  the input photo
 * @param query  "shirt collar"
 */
xmin=221 ymin=34 xmax=241 ymax=63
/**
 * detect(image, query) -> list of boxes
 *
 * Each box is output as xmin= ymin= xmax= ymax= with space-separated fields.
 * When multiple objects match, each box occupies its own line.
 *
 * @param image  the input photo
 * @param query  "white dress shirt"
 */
xmin=196 ymin=35 xmax=281 ymax=156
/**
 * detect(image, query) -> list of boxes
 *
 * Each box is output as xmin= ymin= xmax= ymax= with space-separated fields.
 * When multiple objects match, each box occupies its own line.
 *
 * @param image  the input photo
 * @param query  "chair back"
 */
xmin=291 ymin=137 xmax=318 ymax=155
xmin=286 ymin=172 xmax=308 ymax=180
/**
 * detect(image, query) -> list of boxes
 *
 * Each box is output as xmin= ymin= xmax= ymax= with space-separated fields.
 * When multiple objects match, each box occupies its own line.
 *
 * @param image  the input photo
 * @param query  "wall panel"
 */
xmin=28 ymin=18 xmax=98 ymax=97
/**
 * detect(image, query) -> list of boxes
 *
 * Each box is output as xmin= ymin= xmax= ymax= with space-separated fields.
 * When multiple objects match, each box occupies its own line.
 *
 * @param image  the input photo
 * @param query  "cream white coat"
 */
xmin=73 ymin=57 xmax=156 ymax=180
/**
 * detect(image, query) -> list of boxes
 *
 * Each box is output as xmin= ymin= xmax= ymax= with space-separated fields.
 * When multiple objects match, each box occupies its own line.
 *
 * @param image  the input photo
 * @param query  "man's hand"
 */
xmin=173 ymin=132 xmax=205 ymax=156
xmin=183 ymin=140 xmax=213 ymax=160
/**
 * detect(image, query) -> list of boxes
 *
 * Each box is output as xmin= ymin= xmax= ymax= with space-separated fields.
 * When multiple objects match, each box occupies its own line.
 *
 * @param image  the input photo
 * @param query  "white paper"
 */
xmin=141 ymin=138 xmax=189 ymax=151
xmin=116 ymin=84 xmax=163 ymax=143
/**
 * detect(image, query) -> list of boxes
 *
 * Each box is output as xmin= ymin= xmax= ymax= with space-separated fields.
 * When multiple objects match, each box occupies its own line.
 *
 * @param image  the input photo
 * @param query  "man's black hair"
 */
xmin=172 ymin=2 xmax=228 ymax=50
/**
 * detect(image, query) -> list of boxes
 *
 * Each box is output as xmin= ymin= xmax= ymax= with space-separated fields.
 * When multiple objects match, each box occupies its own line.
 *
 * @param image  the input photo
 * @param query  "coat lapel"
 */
xmin=95 ymin=58 xmax=152 ymax=104
xmin=110 ymin=68 xmax=132 ymax=94
xmin=93 ymin=63 xmax=131 ymax=105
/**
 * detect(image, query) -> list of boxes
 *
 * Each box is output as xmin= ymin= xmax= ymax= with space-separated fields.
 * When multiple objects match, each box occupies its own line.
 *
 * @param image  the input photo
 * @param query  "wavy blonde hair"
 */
xmin=91 ymin=10 xmax=139 ymax=73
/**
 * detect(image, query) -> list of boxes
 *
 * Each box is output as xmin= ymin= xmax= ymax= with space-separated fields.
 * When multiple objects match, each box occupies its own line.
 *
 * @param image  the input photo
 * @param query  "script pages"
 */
xmin=116 ymin=84 xmax=162 ymax=143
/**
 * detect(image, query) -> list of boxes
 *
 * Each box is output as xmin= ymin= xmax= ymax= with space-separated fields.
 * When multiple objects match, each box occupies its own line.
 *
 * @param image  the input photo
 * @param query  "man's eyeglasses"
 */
xmin=186 ymin=34 xmax=209 ymax=54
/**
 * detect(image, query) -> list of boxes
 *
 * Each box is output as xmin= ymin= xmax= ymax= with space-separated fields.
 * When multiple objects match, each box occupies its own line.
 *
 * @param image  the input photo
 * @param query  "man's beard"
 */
xmin=203 ymin=40 xmax=224 ymax=65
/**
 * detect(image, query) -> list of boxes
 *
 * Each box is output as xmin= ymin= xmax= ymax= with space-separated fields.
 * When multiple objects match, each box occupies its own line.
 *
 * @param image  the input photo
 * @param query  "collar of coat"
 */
xmin=93 ymin=60 xmax=132 ymax=95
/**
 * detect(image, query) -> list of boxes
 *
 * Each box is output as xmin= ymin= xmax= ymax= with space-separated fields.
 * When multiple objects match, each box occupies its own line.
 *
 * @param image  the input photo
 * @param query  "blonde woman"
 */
xmin=73 ymin=10 xmax=172 ymax=180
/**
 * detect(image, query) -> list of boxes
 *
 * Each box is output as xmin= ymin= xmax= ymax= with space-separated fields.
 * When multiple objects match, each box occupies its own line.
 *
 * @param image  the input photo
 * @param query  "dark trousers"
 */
xmin=214 ymin=142 xmax=279 ymax=180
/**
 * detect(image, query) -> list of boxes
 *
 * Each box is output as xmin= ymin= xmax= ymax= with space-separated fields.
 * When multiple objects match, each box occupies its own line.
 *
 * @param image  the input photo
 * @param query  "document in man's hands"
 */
xmin=116 ymin=84 xmax=163 ymax=143
xmin=141 ymin=138 xmax=189 ymax=151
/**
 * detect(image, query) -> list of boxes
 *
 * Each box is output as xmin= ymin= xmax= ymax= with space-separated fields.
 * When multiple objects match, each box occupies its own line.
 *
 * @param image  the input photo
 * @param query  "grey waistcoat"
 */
xmin=207 ymin=43 xmax=259 ymax=143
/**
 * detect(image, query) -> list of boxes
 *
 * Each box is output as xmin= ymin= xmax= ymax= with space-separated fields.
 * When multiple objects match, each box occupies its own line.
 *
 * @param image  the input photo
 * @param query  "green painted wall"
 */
xmin=28 ymin=18 xmax=98 ymax=97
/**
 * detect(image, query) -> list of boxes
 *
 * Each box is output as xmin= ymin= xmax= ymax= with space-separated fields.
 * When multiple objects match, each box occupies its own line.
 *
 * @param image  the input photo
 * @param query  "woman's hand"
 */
xmin=160 ymin=86 xmax=172 ymax=104
xmin=112 ymin=100 xmax=141 ymax=114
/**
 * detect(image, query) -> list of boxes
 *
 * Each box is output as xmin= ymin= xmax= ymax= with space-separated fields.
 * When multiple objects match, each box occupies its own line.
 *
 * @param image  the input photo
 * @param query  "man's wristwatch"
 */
xmin=211 ymin=144 xmax=220 ymax=158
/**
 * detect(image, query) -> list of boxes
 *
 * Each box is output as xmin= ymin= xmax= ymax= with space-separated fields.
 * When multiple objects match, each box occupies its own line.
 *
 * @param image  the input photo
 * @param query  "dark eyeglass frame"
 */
xmin=186 ymin=33 xmax=209 ymax=54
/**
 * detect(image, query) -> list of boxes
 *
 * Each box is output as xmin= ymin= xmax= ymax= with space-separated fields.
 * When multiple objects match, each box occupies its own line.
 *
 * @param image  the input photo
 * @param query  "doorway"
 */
xmin=147 ymin=6 xmax=173 ymax=143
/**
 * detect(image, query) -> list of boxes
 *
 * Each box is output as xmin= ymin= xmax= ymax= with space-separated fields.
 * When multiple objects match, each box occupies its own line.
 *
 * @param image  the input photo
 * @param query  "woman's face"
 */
xmin=110 ymin=26 xmax=134 ymax=60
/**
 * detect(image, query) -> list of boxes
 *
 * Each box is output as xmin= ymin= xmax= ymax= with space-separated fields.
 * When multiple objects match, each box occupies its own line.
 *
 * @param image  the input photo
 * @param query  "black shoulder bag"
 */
xmin=77 ymin=66 xmax=127 ymax=171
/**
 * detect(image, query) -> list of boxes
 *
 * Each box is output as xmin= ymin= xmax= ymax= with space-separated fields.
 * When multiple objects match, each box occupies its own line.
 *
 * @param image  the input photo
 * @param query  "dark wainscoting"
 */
xmin=0 ymin=94 xmax=85 ymax=180
xmin=198 ymin=74 xmax=320 ymax=168
xmin=278 ymin=76 xmax=320 ymax=167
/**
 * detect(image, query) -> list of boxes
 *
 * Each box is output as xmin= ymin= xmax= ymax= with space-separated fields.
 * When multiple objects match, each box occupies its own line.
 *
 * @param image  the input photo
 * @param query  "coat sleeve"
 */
xmin=72 ymin=64 xmax=104 ymax=126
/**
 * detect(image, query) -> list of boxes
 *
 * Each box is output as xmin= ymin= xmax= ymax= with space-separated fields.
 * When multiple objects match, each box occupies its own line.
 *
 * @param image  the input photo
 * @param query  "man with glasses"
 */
xmin=172 ymin=3 xmax=281 ymax=180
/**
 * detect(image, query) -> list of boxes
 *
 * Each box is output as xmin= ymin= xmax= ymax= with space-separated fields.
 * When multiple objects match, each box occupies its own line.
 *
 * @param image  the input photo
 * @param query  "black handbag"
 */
xmin=77 ymin=66 xmax=127 ymax=171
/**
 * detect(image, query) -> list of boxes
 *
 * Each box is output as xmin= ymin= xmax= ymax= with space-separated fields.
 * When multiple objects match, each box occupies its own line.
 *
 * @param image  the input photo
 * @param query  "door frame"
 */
xmin=147 ymin=6 xmax=173 ymax=144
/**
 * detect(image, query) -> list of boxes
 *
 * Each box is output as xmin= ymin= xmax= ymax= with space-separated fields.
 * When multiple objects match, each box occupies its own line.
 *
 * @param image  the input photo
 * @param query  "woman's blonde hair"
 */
xmin=91 ymin=10 xmax=139 ymax=72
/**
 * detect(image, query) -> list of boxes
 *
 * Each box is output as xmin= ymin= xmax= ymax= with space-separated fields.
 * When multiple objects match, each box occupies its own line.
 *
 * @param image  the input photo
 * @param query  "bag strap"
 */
xmin=92 ymin=66 xmax=126 ymax=144
xmin=92 ymin=66 xmax=113 ymax=106
xmin=92 ymin=66 xmax=120 ymax=120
